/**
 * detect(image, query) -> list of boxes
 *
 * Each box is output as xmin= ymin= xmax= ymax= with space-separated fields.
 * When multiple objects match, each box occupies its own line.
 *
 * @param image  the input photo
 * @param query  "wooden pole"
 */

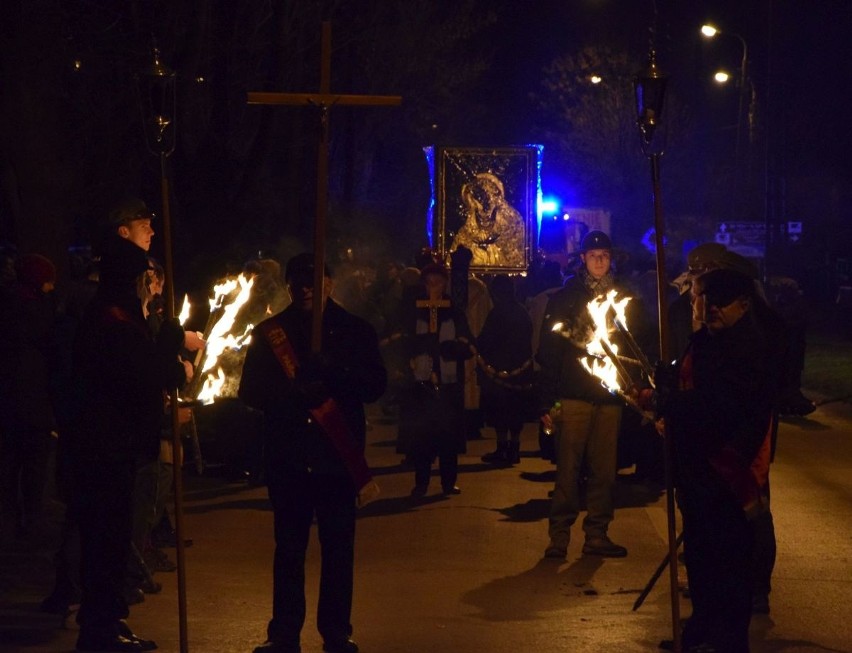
xmin=650 ymin=152 xmax=681 ymax=653
xmin=159 ymin=154 xmax=190 ymax=653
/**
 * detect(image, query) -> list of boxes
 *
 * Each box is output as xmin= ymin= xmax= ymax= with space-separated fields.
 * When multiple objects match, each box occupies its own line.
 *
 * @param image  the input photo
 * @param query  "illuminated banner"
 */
xmin=424 ymin=145 xmax=542 ymax=273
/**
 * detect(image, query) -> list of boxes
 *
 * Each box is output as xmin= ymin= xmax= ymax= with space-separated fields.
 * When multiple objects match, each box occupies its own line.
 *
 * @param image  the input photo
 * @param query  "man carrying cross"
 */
xmin=239 ymin=253 xmax=387 ymax=653
xmin=398 ymin=262 xmax=474 ymax=498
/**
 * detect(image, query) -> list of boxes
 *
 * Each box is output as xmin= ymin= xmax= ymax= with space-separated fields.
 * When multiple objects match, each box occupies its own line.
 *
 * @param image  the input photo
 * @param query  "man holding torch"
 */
xmin=538 ymin=230 xmax=649 ymax=560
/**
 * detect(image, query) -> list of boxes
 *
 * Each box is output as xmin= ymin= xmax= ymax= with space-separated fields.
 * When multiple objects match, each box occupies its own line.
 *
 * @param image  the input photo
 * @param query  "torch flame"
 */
xmin=178 ymin=294 xmax=191 ymax=326
xmin=191 ymin=273 xmax=256 ymax=405
xmin=582 ymin=290 xmax=632 ymax=394
xmin=197 ymin=367 xmax=227 ymax=405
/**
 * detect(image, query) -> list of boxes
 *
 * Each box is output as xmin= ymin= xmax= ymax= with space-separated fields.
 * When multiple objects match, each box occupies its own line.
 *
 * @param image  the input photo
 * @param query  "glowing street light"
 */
xmin=713 ymin=70 xmax=731 ymax=84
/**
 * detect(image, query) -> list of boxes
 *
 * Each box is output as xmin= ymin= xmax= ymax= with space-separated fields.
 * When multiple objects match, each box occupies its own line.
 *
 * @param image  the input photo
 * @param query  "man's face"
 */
xmin=287 ymin=272 xmax=333 ymax=312
xmin=581 ymin=248 xmax=611 ymax=280
xmin=691 ymin=278 xmax=749 ymax=333
xmin=119 ymin=218 xmax=155 ymax=251
xmin=423 ymin=272 xmax=447 ymax=298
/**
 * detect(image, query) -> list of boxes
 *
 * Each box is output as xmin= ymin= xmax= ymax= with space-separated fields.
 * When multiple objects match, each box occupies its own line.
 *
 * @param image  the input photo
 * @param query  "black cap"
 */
xmin=699 ymin=268 xmax=756 ymax=307
xmin=580 ymin=230 xmax=612 ymax=252
xmin=108 ymin=197 xmax=155 ymax=227
xmin=284 ymin=252 xmax=331 ymax=284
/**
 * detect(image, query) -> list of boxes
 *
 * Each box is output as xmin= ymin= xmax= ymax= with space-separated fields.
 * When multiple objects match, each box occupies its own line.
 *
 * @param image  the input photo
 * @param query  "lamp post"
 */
xmin=136 ymin=45 xmax=190 ymax=653
xmin=634 ymin=46 xmax=682 ymax=653
xmin=701 ymin=24 xmax=750 ymax=168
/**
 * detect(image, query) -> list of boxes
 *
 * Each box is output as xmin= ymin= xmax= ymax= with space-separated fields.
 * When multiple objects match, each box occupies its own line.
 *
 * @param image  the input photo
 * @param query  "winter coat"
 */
xmin=238 ymin=299 xmax=387 ymax=480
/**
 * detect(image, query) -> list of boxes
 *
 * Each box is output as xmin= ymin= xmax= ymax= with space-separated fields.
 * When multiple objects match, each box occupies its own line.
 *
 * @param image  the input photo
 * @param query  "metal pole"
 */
xmin=160 ymin=153 xmax=190 ymax=653
xmin=650 ymin=152 xmax=681 ymax=653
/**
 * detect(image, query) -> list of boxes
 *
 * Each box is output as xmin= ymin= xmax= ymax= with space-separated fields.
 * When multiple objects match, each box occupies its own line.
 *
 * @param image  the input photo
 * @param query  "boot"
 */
xmin=481 ymin=442 xmax=508 ymax=465
xmin=506 ymin=441 xmax=521 ymax=465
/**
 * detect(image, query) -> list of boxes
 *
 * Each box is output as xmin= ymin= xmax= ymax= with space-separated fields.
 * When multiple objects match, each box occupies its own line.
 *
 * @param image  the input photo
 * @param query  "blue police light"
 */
xmin=539 ymin=196 xmax=559 ymax=216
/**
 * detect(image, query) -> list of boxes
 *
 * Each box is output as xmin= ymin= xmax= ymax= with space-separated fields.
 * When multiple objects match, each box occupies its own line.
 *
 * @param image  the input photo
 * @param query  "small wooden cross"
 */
xmin=416 ymin=295 xmax=451 ymax=333
xmin=247 ymin=21 xmax=401 ymax=352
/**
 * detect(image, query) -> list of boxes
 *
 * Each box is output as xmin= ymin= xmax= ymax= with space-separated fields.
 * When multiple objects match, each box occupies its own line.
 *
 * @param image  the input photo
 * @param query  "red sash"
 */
xmin=258 ymin=319 xmax=374 ymax=493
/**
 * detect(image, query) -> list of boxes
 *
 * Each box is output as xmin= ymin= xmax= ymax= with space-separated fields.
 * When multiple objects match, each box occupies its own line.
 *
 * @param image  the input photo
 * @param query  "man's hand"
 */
xmin=183 ymin=331 xmax=206 ymax=352
xmin=181 ymin=359 xmax=194 ymax=383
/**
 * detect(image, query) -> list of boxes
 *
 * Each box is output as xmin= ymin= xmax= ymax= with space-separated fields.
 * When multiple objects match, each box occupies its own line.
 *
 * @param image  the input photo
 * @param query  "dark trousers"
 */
xmin=413 ymin=452 xmax=458 ymax=490
xmin=266 ymin=473 xmax=356 ymax=647
xmin=680 ymin=487 xmax=753 ymax=653
xmin=0 ymin=423 xmax=52 ymax=523
xmin=72 ymin=456 xmax=135 ymax=633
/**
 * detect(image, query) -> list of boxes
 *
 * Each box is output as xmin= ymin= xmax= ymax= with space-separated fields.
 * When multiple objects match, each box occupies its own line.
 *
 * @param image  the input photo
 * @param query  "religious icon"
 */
xmin=425 ymin=145 xmax=541 ymax=273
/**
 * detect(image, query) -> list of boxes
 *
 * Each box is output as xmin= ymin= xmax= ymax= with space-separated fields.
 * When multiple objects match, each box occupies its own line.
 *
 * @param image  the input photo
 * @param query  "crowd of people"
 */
xmin=0 ymin=205 xmax=818 ymax=652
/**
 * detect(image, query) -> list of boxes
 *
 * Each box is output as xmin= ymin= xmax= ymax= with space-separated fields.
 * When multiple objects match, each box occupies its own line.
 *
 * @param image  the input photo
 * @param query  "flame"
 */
xmin=197 ymin=367 xmax=227 ymax=405
xmin=581 ymin=290 xmax=632 ymax=394
xmin=178 ymin=294 xmax=191 ymax=325
xmin=193 ymin=273 xmax=256 ymax=404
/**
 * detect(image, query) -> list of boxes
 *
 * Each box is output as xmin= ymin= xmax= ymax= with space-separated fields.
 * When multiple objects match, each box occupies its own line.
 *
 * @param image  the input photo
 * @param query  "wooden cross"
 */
xmin=248 ymin=21 xmax=401 ymax=352
xmin=416 ymin=295 xmax=451 ymax=333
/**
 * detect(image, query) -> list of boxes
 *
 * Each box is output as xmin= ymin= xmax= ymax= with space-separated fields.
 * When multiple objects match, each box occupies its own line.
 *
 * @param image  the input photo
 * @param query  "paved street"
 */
xmin=2 ymin=399 xmax=851 ymax=653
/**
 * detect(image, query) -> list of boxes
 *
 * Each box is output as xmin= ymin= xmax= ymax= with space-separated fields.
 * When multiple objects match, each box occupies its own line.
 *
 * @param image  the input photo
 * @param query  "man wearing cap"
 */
xmin=65 ymin=233 xmax=188 ymax=651
xmin=239 ymin=253 xmax=386 ymax=653
xmin=108 ymin=198 xmax=156 ymax=252
xmin=660 ymin=267 xmax=784 ymax=651
xmin=537 ymin=230 xmax=647 ymax=559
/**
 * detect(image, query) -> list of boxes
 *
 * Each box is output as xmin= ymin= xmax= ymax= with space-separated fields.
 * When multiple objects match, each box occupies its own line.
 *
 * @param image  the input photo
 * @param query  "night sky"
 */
xmin=0 ymin=0 xmax=850 ymax=294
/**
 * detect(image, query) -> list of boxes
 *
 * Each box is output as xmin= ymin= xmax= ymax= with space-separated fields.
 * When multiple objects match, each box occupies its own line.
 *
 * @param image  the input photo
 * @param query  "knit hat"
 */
xmin=15 ymin=253 xmax=56 ymax=289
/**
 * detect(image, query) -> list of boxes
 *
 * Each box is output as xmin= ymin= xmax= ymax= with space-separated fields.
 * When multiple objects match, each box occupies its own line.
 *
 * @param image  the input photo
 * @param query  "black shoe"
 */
xmin=144 ymin=548 xmax=177 ymax=572
xmin=252 ymin=641 xmax=300 ymax=653
xmin=76 ymin=632 xmax=145 ymax=652
xmin=123 ymin=586 xmax=145 ymax=605
xmin=116 ymin=621 xmax=157 ymax=651
xmin=441 ymin=486 xmax=461 ymax=495
xmin=410 ymin=484 xmax=428 ymax=497
xmin=323 ymin=638 xmax=359 ymax=653
xmin=41 ymin=590 xmax=79 ymax=615
xmin=582 ymin=536 xmax=628 ymax=558
xmin=136 ymin=577 xmax=162 ymax=594
xmin=480 ymin=448 xmax=508 ymax=465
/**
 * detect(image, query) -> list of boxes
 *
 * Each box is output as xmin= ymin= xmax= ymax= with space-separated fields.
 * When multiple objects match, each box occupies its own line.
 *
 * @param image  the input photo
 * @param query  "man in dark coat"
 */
xmin=664 ymin=267 xmax=782 ymax=652
xmin=239 ymin=253 xmax=386 ymax=653
xmin=538 ymin=230 xmax=648 ymax=560
xmin=65 ymin=234 xmax=187 ymax=652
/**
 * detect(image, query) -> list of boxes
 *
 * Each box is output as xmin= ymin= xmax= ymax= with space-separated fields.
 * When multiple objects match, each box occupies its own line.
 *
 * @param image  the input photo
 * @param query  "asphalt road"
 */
xmin=1 ymin=400 xmax=850 ymax=653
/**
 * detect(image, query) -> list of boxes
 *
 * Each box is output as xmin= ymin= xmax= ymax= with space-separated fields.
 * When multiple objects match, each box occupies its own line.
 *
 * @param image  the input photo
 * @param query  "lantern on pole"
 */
xmin=135 ymin=43 xmax=190 ymax=653
xmin=633 ymin=45 xmax=682 ymax=653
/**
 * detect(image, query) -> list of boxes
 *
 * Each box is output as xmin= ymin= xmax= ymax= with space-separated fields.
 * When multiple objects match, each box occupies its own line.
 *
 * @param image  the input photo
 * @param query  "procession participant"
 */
xmin=399 ymin=262 xmax=473 ymax=497
xmin=66 ymin=233 xmax=187 ymax=652
xmin=239 ymin=252 xmax=386 ymax=653
xmin=660 ymin=267 xmax=783 ymax=652
xmin=478 ymin=274 xmax=534 ymax=465
xmin=538 ymin=230 xmax=648 ymax=559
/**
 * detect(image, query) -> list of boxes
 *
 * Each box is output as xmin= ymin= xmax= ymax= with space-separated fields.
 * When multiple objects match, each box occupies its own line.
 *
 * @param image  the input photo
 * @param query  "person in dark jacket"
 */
xmin=239 ymin=253 xmax=386 ymax=653
xmin=538 ymin=230 xmax=648 ymax=560
xmin=661 ymin=267 xmax=783 ymax=652
xmin=478 ymin=275 xmax=534 ymax=465
xmin=397 ymin=262 xmax=474 ymax=497
xmin=65 ymin=234 xmax=187 ymax=652
xmin=0 ymin=253 xmax=58 ymax=537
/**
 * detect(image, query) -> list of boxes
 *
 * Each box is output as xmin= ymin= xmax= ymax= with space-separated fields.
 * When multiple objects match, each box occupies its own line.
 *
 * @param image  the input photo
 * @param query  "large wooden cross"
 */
xmin=248 ymin=21 xmax=401 ymax=352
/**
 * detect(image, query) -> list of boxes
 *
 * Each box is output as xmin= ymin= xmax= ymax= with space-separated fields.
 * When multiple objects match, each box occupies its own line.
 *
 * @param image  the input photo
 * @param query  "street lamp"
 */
xmin=633 ymin=45 xmax=682 ymax=653
xmin=701 ymin=24 xmax=749 ymax=167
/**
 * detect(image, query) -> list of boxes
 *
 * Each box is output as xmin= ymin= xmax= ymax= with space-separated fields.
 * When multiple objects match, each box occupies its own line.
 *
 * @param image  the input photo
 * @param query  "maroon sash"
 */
xmin=258 ymin=320 xmax=374 ymax=492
